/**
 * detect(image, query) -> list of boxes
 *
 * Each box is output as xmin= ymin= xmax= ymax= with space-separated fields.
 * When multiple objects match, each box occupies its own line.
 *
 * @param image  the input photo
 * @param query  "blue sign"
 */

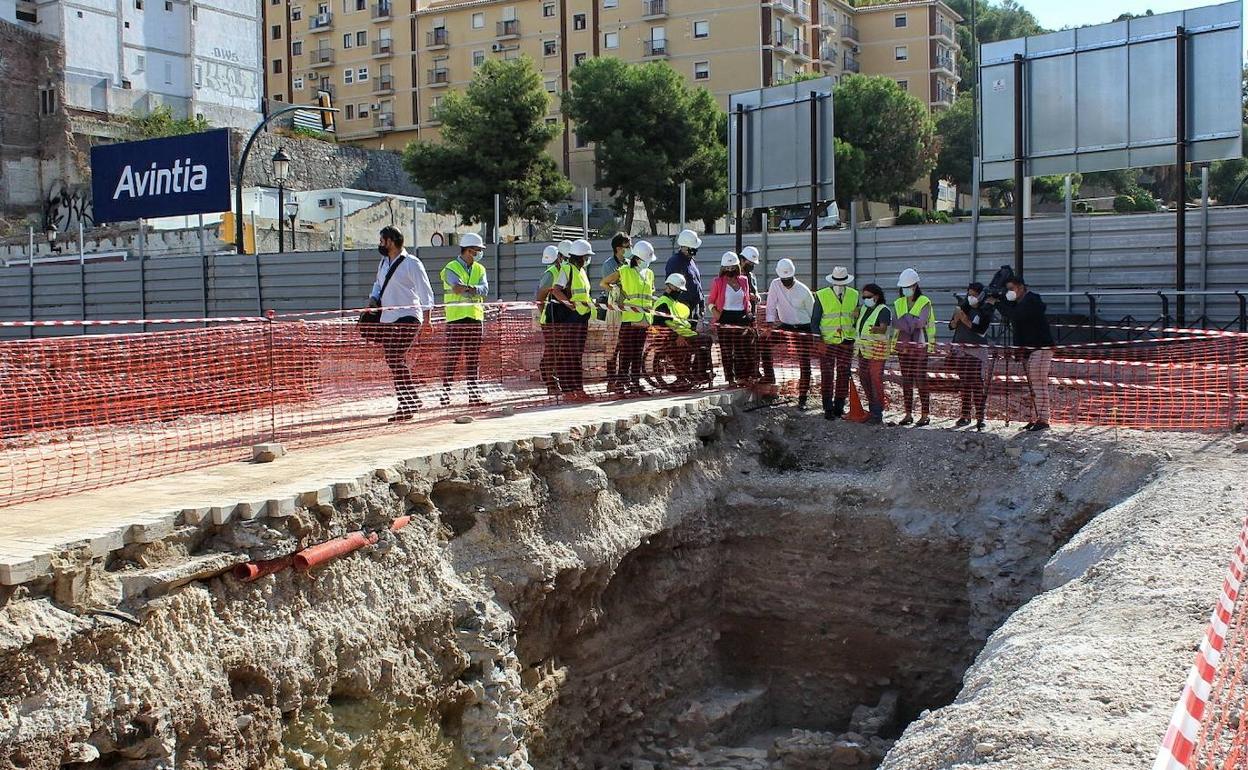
xmin=90 ymin=129 xmax=232 ymax=223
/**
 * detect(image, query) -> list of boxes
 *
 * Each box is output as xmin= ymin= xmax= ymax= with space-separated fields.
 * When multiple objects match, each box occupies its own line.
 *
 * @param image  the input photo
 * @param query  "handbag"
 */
xmin=358 ymin=254 xmax=406 ymax=343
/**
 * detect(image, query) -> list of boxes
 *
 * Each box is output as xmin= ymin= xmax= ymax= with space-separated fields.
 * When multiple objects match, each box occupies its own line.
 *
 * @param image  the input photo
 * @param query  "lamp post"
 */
xmin=272 ymin=148 xmax=291 ymax=253
xmin=284 ymin=197 xmax=300 ymax=252
xmin=45 ymin=223 xmax=59 ymax=253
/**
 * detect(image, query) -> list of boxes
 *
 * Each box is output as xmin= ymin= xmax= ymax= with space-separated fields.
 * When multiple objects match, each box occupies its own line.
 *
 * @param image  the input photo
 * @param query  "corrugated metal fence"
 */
xmin=3 ymin=207 xmax=1246 ymax=339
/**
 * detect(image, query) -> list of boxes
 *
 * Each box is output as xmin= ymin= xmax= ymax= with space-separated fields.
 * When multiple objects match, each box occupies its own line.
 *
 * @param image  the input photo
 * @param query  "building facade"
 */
xmin=262 ymin=0 xmax=959 ymax=192
xmin=15 ymin=0 xmax=263 ymax=128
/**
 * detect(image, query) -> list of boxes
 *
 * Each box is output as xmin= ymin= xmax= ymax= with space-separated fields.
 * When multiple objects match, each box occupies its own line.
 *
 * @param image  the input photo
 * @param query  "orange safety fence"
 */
xmin=1 ymin=304 xmax=1246 ymax=507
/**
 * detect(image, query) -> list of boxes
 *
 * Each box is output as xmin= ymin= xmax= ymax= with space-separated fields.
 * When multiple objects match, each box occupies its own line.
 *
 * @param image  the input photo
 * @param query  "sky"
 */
xmin=1023 ymin=0 xmax=1248 ymax=34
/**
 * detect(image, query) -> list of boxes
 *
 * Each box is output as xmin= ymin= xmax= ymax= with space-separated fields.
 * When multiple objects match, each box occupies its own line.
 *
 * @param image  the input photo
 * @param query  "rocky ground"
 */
xmin=0 ymin=395 xmax=1243 ymax=770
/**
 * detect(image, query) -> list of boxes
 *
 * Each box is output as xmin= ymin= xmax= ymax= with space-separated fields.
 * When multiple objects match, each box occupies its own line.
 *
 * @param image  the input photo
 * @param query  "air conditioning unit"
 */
xmin=317 ymin=198 xmax=335 ymax=208
xmin=491 ymin=42 xmax=503 ymax=52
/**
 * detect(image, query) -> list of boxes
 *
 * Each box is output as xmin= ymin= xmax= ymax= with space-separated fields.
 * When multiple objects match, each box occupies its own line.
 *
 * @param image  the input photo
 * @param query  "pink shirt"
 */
xmin=707 ymin=276 xmax=754 ymax=315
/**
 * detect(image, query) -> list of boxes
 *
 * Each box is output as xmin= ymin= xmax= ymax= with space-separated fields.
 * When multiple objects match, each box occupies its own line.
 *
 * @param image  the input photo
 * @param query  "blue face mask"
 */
xmin=863 ymin=297 xmax=878 ymax=308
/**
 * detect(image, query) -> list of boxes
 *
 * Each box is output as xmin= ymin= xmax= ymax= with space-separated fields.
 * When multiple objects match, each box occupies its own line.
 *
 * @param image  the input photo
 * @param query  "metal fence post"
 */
xmin=338 ymin=200 xmax=346 ymax=312
xmin=1064 ymin=174 xmax=1073 ymax=312
xmin=79 ymin=224 xmax=86 ymax=333
xmin=27 ymin=236 xmax=35 ymax=340
xmin=582 ymin=187 xmax=589 ymax=239
xmin=1200 ymin=165 xmax=1209 ymax=321
xmin=850 ymin=200 xmax=859 ymax=281
xmin=679 ymin=181 xmax=687 ymax=233
xmin=137 ymin=220 xmax=147 ymax=331
xmin=969 ymin=159 xmax=980 ymax=284
xmin=494 ymin=193 xmax=502 ymax=300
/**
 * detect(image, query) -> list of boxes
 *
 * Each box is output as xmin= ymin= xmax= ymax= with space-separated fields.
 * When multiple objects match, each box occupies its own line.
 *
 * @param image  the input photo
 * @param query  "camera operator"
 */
xmin=949 ymin=282 xmax=993 ymax=431
xmin=987 ymin=275 xmax=1054 ymax=432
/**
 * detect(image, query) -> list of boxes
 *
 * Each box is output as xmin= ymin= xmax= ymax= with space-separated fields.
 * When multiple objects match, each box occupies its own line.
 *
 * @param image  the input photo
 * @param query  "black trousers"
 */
xmin=381 ymin=317 xmax=421 ymax=413
xmin=539 ymin=323 xmax=560 ymax=393
xmin=820 ymin=340 xmax=854 ymax=415
xmin=952 ymin=351 xmax=987 ymax=420
xmin=442 ymin=319 xmax=484 ymax=398
xmin=555 ymin=320 xmax=589 ymax=393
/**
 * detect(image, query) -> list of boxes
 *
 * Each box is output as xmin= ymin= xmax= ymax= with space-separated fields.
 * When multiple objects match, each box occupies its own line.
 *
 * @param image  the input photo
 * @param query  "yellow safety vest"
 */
xmin=559 ymin=263 xmax=593 ymax=317
xmin=856 ymin=303 xmax=889 ymax=361
xmin=539 ymin=263 xmax=561 ymax=325
xmin=654 ymin=294 xmax=695 ymax=337
xmin=441 ymin=259 xmax=487 ymax=322
xmin=618 ymin=265 xmax=655 ymax=324
xmin=892 ymin=294 xmax=936 ymax=353
xmin=814 ymin=286 xmax=859 ymax=344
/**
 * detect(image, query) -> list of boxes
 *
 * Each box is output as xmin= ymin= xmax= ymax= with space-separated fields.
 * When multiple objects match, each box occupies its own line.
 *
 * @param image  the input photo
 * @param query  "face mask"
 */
xmin=903 ymin=286 xmax=916 ymax=299
xmin=621 ymin=247 xmax=633 ymax=259
xmin=378 ymin=244 xmax=390 ymax=257
xmin=781 ymin=278 xmax=795 ymax=288
xmin=864 ymin=297 xmax=878 ymax=308
xmin=967 ymin=294 xmax=980 ymax=307
xmin=573 ymin=256 xmax=586 ymax=267
xmin=1006 ymin=290 xmax=1018 ymax=302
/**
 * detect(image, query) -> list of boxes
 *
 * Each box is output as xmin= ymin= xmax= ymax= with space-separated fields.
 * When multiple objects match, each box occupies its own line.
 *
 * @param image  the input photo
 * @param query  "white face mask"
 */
xmin=903 ymin=286 xmax=917 ymax=299
xmin=967 ymin=294 xmax=980 ymax=307
xmin=1006 ymin=290 xmax=1019 ymax=302
xmin=863 ymin=297 xmax=878 ymax=308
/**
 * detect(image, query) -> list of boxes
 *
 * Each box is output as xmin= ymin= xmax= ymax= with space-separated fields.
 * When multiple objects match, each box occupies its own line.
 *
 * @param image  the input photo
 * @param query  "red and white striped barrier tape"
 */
xmin=1153 ymin=517 xmax=1248 ymax=770
xmin=0 ymin=316 xmax=266 ymax=327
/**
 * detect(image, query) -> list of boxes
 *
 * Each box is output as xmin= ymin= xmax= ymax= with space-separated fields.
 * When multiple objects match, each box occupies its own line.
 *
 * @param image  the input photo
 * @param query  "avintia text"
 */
xmin=112 ymin=159 xmax=209 ymax=200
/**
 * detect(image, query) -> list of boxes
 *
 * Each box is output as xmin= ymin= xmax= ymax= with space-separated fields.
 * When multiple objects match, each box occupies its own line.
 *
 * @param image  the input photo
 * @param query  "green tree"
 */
xmin=833 ymin=138 xmax=867 ymax=212
xmin=1210 ymin=157 xmax=1248 ymax=203
xmin=128 ymin=105 xmax=211 ymax=138
xmin=944 ymin=0 xmax=1047 ymax=92
xmin=833 ymin=75 xmax=938 ymax=204
xmin=402 ymin=57 xmax=571 ymax=233
xmin=1032 ymin=174 xmax=1081 ymax=203
xmin=933 ymin=92 xmax=975 ymax=191
xmin=650 ymin=89 xmax=728 ymax=231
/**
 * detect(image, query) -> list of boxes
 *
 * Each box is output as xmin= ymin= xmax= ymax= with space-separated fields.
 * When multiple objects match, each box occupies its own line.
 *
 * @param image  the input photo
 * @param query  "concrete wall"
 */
xmin=3 ymin=207 xmax=1246 ymax=339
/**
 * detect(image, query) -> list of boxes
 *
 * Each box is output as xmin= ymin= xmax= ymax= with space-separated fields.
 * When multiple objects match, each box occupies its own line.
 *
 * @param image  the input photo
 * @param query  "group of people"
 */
xmin=365 ymin=225 xmax=1057 ymax=432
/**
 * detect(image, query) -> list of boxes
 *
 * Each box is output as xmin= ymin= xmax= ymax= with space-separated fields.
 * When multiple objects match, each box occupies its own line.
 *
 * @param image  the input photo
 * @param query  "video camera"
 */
xmin=985 ymin=264 xmax=1016 ymax=302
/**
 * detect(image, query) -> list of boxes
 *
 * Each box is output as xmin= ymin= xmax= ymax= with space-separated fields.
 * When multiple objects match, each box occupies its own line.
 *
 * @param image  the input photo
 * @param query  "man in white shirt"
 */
xmin=368 ymin=226 xmax=435 ymax=422
xmin=763 ymin=258 xmax=816 ymax=409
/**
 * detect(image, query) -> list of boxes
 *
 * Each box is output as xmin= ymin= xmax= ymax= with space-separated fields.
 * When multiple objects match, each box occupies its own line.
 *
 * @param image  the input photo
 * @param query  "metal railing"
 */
xmin=426 ymin=68 xmax=449 ymax=86
xmin=644 ymin=39 xmax=667 ymax=57
xmin=373 ymin=74 xmax=394 ymax=92
xmin=936 ymin=19 xmax=956 ymax=40
xmin=496 ymin=19 xmax=520 ymax=38
xmin=309 ymin=12 xmax=333 ymax=30
xmin=843 ymin=52 xmax=860 ymax=72
xmin=371 ymin=39 xmax=392 ymax=55
xmin=371 ymin=2 xmax=391 ymax=20
xmin=643 ymin=0 xmax=667 ymax=17
xmin=310 ymin=48 xmax=335 ymax=65
xmin=426 ymin=27 xmax=448 ymax=47
xmin=841 ymin=22 xmax=859 ymax=40
xmin=373 ymin=112 xmax=395 ymax=130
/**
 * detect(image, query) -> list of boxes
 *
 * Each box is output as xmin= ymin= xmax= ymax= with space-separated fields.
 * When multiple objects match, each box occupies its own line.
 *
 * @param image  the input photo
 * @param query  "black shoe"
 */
xmin=915 ymin=416 xmax=930 ymax=428
xmin=832 ymin=399 xmax=846 ymax=418
xmin=797 ymin=396 xmax=808 ymax=410
xmin=824 ymin=412 xmax=835 ymax=421
xmin=1028 ymin=421 xmax=1050 ymax=432
xmin=866 ymin=415 xmax=884 ymax=425
xmin=388 ymin=410 xmax=414 ymax=423
xmin=897 ymin=415 xmax=914 ymax=427
xmin=954 ymin=417 xmax=971 ymax=428
xmin=1018 ymin=422 xmax=1035 ymax=432
xmin=975 ymin=420 xmax=987 ymax=432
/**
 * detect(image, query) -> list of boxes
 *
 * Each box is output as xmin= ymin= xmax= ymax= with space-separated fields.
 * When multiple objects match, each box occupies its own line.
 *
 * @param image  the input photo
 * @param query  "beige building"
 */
xmin=261 ymin=0 xmax=960 ymax=194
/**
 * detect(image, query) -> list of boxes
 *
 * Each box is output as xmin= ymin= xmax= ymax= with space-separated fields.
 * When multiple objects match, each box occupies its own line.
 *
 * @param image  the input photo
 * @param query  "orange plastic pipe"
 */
xmin=232 ymin=555 xmax=293 ymax=582
xmin=390 ymin=515 xmax=412 ymax=532
xmin=293 ymin=531 xmax=379 ymax=572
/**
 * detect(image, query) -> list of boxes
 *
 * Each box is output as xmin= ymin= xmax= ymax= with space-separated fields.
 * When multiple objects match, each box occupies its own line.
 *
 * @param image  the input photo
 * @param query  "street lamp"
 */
xmin=284 ymin=197 xmax=300 ymax=252
xmin=272 ymin=147 xmax=292 ymax=253
xmin=45 ymin=223 xmax=59 ymax=253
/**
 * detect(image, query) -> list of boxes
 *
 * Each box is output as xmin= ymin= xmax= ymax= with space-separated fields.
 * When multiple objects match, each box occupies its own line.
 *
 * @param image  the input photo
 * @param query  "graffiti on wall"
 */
xmin=200 ymin=59 xmax=260 ymax=102
xmin=43 ymin=181 xmax=94 ymax=232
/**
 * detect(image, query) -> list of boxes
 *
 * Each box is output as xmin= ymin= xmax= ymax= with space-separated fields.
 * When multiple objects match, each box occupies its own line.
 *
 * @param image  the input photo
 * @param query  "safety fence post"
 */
xmin=1158 ymin=291 xmax=1171 ymax=328
xmin=1086 ymin=293 xmax=1098 ymax=343
xmin=1237 ymin=291 xmax=1246 ymax=333
xmin=265 ymin=309 xmax=277 ymax=443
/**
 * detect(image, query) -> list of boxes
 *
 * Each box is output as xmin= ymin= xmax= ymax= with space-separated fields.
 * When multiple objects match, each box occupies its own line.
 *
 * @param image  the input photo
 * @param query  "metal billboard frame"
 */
xmin=729 ymin=78 xmax=836 ymax=285
xmin=977 ymin=0 xmax=1243 ymax=324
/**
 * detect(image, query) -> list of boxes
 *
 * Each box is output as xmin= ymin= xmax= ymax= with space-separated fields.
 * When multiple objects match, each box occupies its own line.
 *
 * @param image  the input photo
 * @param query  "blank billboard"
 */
xmin=728 ymin=78 xmax=836 ymax=210
xmin=979 ymin=0 xmax=1243 ymax=182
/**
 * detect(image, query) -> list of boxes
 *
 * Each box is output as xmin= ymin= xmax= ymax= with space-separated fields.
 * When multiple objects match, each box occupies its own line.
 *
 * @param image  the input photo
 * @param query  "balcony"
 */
xmin=310 ymin=48 xmax=335 ymax=66
xmin=793 ymin=39 xmax=812 ymax=62
xmin=841 ymin=22 xmax=859 ymax=41
xmin=374 ymin=112 xmax=395 ymax=131
xmin=772 ymin=30 xmax=795 ymax=54
xmin=774 ymin=0 xmax=808 ymax=18
xmin=643 ymin=39 xmax=668 ymax=57
xmin=496 ymin=19 xmax=520 ymax=39
xmin=843 ymin=52 xmax=860 ymax=72
xmin=820 ymin=46 xmax=837 ymax=63
xmin=309 ymin=12 xmax=333 ymax=31
xmin=642 ymin=0 xmax=667 ymax=18
xmin=426 ymin=27 xmax=448 ymax=48
xmin=426 ymin=106 xmax=442 ymax=124
xmin=935 ymin=53 xmax=956 ymax=74
xmin=936 ymin=18 xmax=956 ymax=42
xmin=371 ymin=2 xmax=391 ymax=21
xmin=372 ymin=38 xmax=393 ymax=56
xmin=373 ymin=74 xmax=394 ymax=93
xmin=426 ymin=67 xmax=450 ymax=86
xmin=934 ymin=86 xmax=956 ymax=106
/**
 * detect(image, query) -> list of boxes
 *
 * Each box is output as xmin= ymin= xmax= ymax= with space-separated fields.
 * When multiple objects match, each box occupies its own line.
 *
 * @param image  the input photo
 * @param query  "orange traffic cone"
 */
xmin=846 ymin=381 xmax=869 ymax=423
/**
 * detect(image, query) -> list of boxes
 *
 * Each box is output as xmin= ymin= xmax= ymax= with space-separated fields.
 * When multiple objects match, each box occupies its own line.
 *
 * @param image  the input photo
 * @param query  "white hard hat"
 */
xmin=569 ymin=239 xmax=595 ymax=257
xmin=740 ymin=246 xmax=760 ymax=264
xmin=720 ymin=251 xmax=741 ymax=268
xmin=897 ymin=267 xmax=921 ymax=288
xmin=665 ymin=273 xmax=687 ymax=290
xmin=633 ymin=240 xmax=657 ymax=263
xmin=776 ymin=258 xmax=796 ymax=279
xmin=460 ymin=232 xmax=486 ymax=250
xmin=676 ymin=229 xmax=703 ymax=249
xmin=558 ymin=239 xmax=573 ymax=256
xmin=827 ymin=266 xmax=854 ymax=286
xmin=542 ymin=245 xmax=560 ymax=264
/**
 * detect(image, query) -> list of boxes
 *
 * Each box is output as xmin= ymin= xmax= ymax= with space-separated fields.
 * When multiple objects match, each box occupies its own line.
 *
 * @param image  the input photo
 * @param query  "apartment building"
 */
xmin=15 ymin=0 xmax=263 ymax=128
xmin=263 ymin=0 xmax=959 ymax=191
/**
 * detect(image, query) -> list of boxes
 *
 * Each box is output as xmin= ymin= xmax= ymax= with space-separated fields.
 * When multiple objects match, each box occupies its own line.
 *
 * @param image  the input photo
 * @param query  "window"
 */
xmin=894 ymin=12 xmax=907 ymax=28
xmin=273 ymin=58 xmax=283 ymax=73
xmin=134 ymin=54 xmax=146 ymax=72
xmin=292 ymin=40 xmax=303 ymax=55
xmin=357 ymin=103 xmax=369 ymax=118
xmin=573 ymin=13 xmax=586 ymax=30
xmin=472 ymin=12 xmax=484 ymax=28
xmin=545 ymin=117 xmax=558 ymax=125
xmin=164 ymin=61 xmax=172 ymax=84
xmin=344 ymin=67 xmax=354 ymax=83
xmin=574 ymin=52 xmax=587 ymax=66
xmin=356 ymin=30 xmax=367 ymax=45
xmin=272 ymin=24 xmax=282 ymax=39
xmin=194 ymin=64 xmax=202 ymax=86
xmin=693 ymin=20 xmax=709 ymax=38
xmin=543 ymin=3 xmax=555 ymax=16
xmin=343 ymin=33 xmax=353 ymax=48
xmin=575 ymin=132 xmax=589 ymax=148
xmin=318 ymin=2 xmax=329 ymax=13
xmin=894 ymin=45 xmax=908 ymax=61
xmin=192 ymin=5 xmax=196 ymax=19
xmin=355 ymin=0 xmax=366 ymax=9
xmin=345 ymin=104 xmax=355 ymax=119
xmin=291 ymin=6 xmax=302 ymax=20
xmin=603 ymin=0 xmax=616 ymax=7
xmin=40 ymin=87 xmax=57 ymax=115
xmin=603 ymin=31 xmax=618 ymax=49
xmin=357 ymin=66 xmax=368 ymax=81
xmin=164 ymin=1 xmax=172 ymax=10
xmin=274 ymin=94 xmax=284 ymax=101
xmin=897 ymin=79 xmax=908 ymax=91
xmin=544 ymin=39 xmax=557 ymax=56
xmin=135 ymin=0 xmax=143 ymax=9
xmin=473 ymin=49 xmax=486 ymax=66
xmin=294 ymin=76 xmax=305 ymax=89
xmin=545 ymin=78 xmax=557 ymax=92
xmin=694 ymin=61 xmax=709 ymax=80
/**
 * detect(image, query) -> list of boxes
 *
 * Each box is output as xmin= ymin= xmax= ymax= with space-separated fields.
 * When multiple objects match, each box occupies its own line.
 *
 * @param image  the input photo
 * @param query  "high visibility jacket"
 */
xmin=441 ymin=259 xmax=487 ymax=322
xmin=814 ymin=286 xmax=859 ymax=344
xmin=539 ymin=263 xmax=560 ymax=325
xmin=654 ymin=294 xmax=696 ymax=338
xmin=892 ymin=294 xmax=936 ymax=353
xmin=618 ymin=265 xmax=655 ymax=324
xmin=559 ymin=263 xmax=593 ymax=317
xmin=856 ymin=304 xmax=890 ymax=360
